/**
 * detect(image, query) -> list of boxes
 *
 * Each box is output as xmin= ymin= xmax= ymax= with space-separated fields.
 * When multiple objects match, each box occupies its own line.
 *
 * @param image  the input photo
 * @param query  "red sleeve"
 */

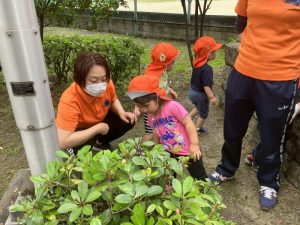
xmin=235 ymin=0 xmax=248 ymax=17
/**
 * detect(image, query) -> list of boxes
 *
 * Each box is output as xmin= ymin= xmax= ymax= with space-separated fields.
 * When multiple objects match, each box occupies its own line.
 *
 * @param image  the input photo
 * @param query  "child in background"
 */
xmin=128 ymin=74 xmax=207 ymax=180
xmin=189 ymin=36 xmax=222 ymax=134
xmin=133 ymin=42 xmax=180 ymax=142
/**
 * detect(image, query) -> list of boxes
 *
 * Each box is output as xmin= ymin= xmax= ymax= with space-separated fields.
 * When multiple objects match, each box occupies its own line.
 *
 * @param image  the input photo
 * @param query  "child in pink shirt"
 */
xmin=127 ymin=74 xmax=207 ymax=180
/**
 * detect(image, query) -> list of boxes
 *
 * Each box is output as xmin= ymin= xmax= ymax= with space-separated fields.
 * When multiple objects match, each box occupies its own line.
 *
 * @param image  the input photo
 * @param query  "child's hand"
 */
xmin=190 ymin=143 xmax=202 ymax=160
xmin=209 ymin=96 xmax=217 ymax=105
xmin=133 ymin=105 xmax=141 ymax=117
xmin=169 ymin=88 xmax=178 ymax=99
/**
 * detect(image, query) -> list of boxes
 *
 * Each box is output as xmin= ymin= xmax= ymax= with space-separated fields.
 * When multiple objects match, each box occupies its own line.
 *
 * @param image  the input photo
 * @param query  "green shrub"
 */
xmin=10 ymin=139 xmax=234 ymax=225
xmin=43 ymin=34 xmax=144 ymax=94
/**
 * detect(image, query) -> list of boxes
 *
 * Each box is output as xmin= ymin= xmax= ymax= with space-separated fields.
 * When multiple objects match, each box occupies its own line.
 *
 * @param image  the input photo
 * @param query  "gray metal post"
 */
xmin=0 ymin=0 xmax=59 ymax=175
xmin=134 ymin=0 xmax=138 ymax=36
xmin=187 ymin=0 xmax=192 ymax=24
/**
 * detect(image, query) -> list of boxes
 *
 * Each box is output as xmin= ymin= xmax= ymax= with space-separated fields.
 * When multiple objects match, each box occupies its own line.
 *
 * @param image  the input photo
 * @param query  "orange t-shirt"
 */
xmin=235 ymin=0 xmax=300 ymax=81
xmin=56 ymin=80 xmax=117 ymax=131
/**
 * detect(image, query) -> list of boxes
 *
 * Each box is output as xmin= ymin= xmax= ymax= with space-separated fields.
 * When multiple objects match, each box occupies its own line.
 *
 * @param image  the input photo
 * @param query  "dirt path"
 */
xmin=118 ymin=68 xmax=300 ymax=225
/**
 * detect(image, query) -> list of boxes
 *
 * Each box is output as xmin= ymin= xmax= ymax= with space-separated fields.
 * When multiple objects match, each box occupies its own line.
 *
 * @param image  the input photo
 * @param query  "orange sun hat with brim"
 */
xmin=127 ymin=74 xmax=171 ymax=101
xmin=193 ymin=36 xmax=222 ymax=68
xmin=144 ymin=42 xmax=180 ymax=77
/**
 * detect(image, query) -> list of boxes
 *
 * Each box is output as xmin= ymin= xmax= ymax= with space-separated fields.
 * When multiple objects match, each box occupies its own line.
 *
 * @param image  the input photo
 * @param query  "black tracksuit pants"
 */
xmin=216 ymin=68 xmax=297 ymax=191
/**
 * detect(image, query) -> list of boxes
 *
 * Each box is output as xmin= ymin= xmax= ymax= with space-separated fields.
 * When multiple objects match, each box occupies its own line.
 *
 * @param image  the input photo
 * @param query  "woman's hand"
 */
xmin=97 ymin=122 xmax=109 ymax=135
xmin=119 ymin=111 xmax=137 ymax=124
xmin=189 ymin=143 xmax=202 ymax=160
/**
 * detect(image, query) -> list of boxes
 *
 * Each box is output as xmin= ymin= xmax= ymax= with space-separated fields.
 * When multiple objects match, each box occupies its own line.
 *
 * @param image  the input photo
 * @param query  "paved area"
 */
xmin=119 ymin=0 xmax=236 ymax=15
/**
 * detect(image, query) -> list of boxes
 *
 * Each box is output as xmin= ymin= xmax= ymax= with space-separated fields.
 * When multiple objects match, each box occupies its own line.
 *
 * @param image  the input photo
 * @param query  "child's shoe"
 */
xmin=259 ymin=186 xmax=277 ymax=211
xmin=197 ymin=127 xmax=209 ymax=135
xmin=208 ymin=171 xmax=234 ymax=185
xmin=244 ymin=152 xmax=259 ymax=172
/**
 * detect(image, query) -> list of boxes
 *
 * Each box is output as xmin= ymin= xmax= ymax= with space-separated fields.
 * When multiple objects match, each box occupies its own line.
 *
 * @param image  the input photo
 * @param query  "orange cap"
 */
xmin=193 ymin=36 xmax=222 ymax=68
xmin=144 ymin=42 xmax=180 ymax=77
xmin=127 ymin=74 xmax=171 ymax=101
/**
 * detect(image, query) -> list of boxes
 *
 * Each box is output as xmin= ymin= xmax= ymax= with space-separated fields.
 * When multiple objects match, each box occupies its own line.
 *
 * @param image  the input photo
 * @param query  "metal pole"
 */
xmin=134 ymin=0 xmax=138 ymax=36
xmin=0 ymin=0 xmax=59 ymax=175
xmin=187 ymin=0 xmax=192 ymax=24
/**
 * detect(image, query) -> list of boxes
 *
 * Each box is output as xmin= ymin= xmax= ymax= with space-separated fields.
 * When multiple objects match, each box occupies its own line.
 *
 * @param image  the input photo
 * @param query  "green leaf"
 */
xmin=133 ymin=170 xmax=146 ymax=181
xmin=155 ymin=205 xmax=164 ymax=217
xmin=146 ymin=204 xmax=156 ymax=214
xmin=147 ymin=217 xmax=155 ymax=225
xmin=27 ymin=210 xmax=44 ymax=225
xmin=9 ymin=203 xmax=26 ymax=212
xmin=130 ymin=203 xmax=145 ymax=225
xmin=115 ymin=194 xmax=133 ymax=204
xmin=30 ymin=175 xmax=46 ymax=184
xmin=77 ymin=145 xmax=91 ymax=157
xmin=101 ymin=190 xmax=113 ymax=202
xmin=132 ymin=156 xmax=147 ymax=166
xmin=183 ymin=176 xmax=193 ymax=195
xmin=99 ymin=156 xmax=109 ymax=171
xmin=146 ymin=185 xmax=163 ymax=197
xmin=83 ymin=204 xmax=93 ymax=216
xmin=69 ymin=207 xmax=82 ymax=222
xmin=135 ymin=185 xmax=148 ymax=198
xmin=163 ymin=200 xmax=177 ymax=211
xmin=90 ymin=218 xmax=102 ymax=225
xmin=57 ymin=203 xmax=78 ymax=213
xmin=55 ymin=150 xmax=70 ymax=159
xmin=119 ymin=182 xmax=135 ymax=196
xmin=142 ymin=141 xmax=155 ymax=147
xmin=172 ymin=179 xmax=182 ymax=196
xmin=78 ymin=181 xmax=89 ymax=201
xmin=71 ymin=179 xmax=82 ymax=185
xmin=85 ymin=191 xmax=101 ymax=203
xmin=121 ymin=223 xmax=134 ymax=225
xmin=71 ymin=190 xmax=80 ymax=201
xmin=46 ymin=162 xmax=56 ymax=178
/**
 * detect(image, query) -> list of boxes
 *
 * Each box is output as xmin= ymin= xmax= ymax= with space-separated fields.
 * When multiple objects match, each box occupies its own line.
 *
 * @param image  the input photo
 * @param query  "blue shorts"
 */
xmin=189 ymin=88 xmax=209 ymax=119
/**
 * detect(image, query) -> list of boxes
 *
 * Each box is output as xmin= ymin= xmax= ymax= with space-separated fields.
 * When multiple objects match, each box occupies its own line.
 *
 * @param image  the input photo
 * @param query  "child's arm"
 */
xmin=204 ymin=86 xmax=217 ymax=105
xmin=181 ymin=115 xmax=202 ymax=160
xmin=168 ymin=87 xmax=177 ymax=99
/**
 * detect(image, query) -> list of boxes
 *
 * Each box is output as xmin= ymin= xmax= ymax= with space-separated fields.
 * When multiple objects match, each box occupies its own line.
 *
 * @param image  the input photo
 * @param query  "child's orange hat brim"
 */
xmin=127 ymin=75 xmax=171 ymax=101
xmin=193 ymin=36 xmax=222 ymax=68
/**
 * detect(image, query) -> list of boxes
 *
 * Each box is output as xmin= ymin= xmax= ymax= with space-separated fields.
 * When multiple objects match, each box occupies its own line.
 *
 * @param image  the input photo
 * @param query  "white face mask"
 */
xmin=85 ymin=82 xmax=107 ymax=97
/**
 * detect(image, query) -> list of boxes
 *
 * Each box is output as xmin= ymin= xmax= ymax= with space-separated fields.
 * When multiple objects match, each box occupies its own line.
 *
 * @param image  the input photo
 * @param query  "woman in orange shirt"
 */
xmin=209 ymin=0 xmax=300 ymax=210
xmin=56 ymin=52 xmax=137 ymax=154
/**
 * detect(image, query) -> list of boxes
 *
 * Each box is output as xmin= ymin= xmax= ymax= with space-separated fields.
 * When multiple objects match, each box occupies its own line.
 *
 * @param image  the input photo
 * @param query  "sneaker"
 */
xmin=259 ymin=186 xmax=277 ymax=211
xmin=93 ymin=142 xmax=114 ymax=151
xmin=197 ymin=127 xmax=209 ymax=134
xmin=244 ymin=152 xmax=259 ymax=172
xmin=208 ymin=171 xmax=234 ymax=185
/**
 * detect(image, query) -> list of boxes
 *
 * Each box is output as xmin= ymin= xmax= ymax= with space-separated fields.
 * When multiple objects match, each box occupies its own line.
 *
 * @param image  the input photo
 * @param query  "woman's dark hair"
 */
xmin=133 ymin=93 xmax=163 ymax=106
xmin=73 ymin=52 xmax=110 ymax=87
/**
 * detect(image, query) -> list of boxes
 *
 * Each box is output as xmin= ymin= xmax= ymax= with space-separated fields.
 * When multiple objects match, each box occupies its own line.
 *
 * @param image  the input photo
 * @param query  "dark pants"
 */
xmin=216 ymin=68 xmax=297 ymax=191
xmin=73 ymin=110 xmax=135 ymax=152
xmin=172 ymin=154 xmax=207 ymax=180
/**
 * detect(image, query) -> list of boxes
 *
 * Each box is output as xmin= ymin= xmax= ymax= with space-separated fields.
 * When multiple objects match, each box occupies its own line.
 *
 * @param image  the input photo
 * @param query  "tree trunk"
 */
xmin=180 ymin=0 xmax=193 ymax=67
xmin=195 ymin=0 xmax=199 ymax=38
xmin=39 ymin=15 xmax=44 ymax=43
